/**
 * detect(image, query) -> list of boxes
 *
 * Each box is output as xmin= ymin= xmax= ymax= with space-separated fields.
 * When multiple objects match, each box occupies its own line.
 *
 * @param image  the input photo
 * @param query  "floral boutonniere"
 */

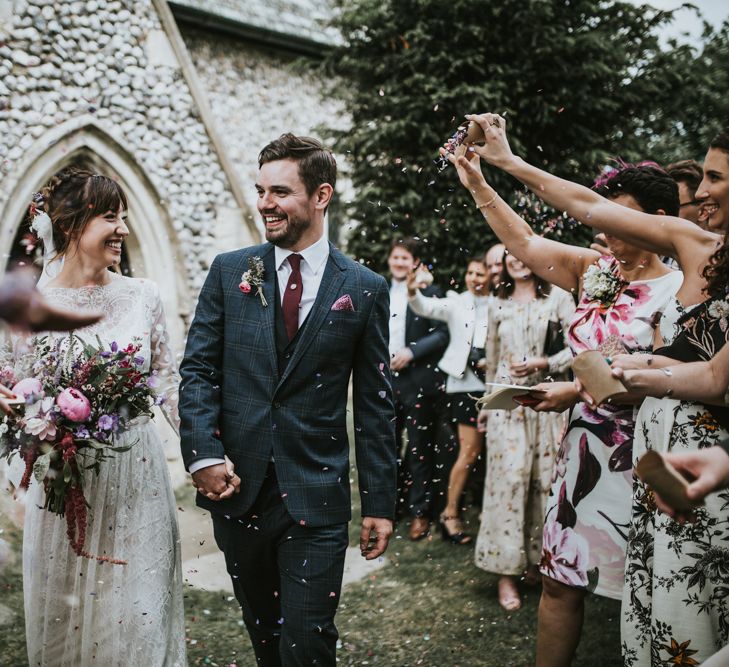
xmin=708 ymin=298 xmax=729 ymax=331
xmin=239 ymin=256 xmax=268 ymax=306
xmin=582 ymin=262 xmax=627 ymax=307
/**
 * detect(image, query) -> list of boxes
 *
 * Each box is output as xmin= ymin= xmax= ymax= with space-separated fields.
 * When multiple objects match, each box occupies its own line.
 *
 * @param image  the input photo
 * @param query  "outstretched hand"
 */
xmin=360 ymin=516 xmax=393 ymax=560
xmin=0 ymin=271 xmax=103 ymax=332
xmin=464 ymin=112 xmax=516 ymax=169
xmin=439 ymin=144 xmax=487 ymax=194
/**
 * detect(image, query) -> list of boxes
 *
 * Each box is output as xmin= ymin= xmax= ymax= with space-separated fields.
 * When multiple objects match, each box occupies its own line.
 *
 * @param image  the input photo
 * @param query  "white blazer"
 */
xmin=408 ymin=289 xmax=488 ymax=379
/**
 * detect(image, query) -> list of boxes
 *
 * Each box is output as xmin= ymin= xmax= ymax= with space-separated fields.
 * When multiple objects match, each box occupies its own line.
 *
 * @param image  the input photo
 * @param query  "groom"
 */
xmin=179 ymin=133 xmax=397 ymax=666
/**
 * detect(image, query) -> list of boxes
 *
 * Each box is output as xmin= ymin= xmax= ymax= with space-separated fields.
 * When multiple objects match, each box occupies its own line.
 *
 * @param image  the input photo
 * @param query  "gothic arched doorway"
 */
xmin=0 ymin=116 xmax=189 ymax=348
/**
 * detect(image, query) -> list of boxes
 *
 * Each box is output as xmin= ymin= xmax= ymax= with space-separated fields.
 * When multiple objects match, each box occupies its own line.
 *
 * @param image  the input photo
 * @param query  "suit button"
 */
xmin=273 ymin=401 xmax=281 ymax=409
xmin=284 ymin=352 xmax=291 ymax=359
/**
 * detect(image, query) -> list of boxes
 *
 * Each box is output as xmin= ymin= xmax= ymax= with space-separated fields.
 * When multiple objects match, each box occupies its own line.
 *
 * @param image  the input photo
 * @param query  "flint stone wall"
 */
xmin=0 ymin=0 xmax=251 ymax=294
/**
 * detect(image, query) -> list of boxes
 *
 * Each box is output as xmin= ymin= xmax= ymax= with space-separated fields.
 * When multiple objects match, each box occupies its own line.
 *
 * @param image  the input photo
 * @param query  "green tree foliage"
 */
xmin=320 ymin=0 xmax=700 ymax=286
xmin=645 ymin=19 xmax=729 ymax=162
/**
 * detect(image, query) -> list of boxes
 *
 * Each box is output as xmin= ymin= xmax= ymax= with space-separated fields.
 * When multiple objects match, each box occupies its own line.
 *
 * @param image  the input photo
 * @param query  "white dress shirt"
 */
xmin=274 ymin=234 xmax=330 ymax=325
xmin=388 ymin=279 xmax=408 ymax=358
xmin=189 ymin=235 xmax=331 ymax=474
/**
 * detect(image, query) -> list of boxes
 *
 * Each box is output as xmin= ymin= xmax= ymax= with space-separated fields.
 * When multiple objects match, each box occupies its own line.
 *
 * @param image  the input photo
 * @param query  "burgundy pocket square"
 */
xmin=331 ymin=295 xmax=355 ymax=312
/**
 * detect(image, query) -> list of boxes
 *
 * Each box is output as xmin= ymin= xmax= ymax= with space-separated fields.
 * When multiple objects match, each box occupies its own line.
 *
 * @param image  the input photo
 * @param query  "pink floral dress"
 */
xmin=539 ymin=257 xmax=682 ymax=599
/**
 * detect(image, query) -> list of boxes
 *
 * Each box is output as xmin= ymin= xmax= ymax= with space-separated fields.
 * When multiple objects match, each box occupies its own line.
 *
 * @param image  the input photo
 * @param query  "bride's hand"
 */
xmin=464 ymin=113 xmax=516 ymax=169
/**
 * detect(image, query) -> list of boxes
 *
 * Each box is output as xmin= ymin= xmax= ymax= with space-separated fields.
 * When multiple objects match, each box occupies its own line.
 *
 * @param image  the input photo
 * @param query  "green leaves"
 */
xmin=32 ymin=452 xmax=51 ymax=484
xmin=320 ymin=0 xmax=722 ymax=282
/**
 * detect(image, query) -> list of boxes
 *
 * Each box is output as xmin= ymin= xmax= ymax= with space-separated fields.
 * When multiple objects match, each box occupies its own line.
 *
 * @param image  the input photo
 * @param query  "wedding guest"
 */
xmin=387 ymin=237 xmax=449 ymax=540
xmin=442 ymin=136 xmax=682 ymax=665
xmin=475 ymin=252 xmax=574 ymax=610
xmin=407 ymin=255 xmax=489 ymax=543
xmin=16 ymin=167 xmax=188 ymax=665
xmin=454 ymin=114 xmax=729 ymax=666
xmin=485 ymin=242 xmax=505 ymax=290
xmin=667 ymin=159 xmax=704 ymax=228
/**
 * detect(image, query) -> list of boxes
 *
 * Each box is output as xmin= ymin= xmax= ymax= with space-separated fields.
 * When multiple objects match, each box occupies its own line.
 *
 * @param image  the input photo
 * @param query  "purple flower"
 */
xmin=147 ymin=375 xmax=160 ymax=389
xmin=100 ymin=351 xmax=111 ymax=358
xmin=134 ymin=356 xmax=145 ymax=366
xmin=111 ymin=342 xmax=118 ymax=353
xmin=97 ymin=415 xmax=114 ymax=431
xmin=540 ymin=515 xmax=590 ymax=587
xmin=75 ymin=426 xmax=91 ymax=439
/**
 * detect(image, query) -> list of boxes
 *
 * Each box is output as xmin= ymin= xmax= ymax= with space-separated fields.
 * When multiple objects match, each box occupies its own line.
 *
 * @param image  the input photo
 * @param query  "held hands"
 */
xmin=390 ymin=347 xmax=414 ymax=371
xmin=191 ymin=455 xmax=241 ymax=501
xmin=360 ymin=516 xmax=393 ymax=560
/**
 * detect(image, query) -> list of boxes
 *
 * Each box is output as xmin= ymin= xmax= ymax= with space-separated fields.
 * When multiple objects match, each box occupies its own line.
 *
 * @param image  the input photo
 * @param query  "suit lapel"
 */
xmin=259 ymin=245 xmax=278 ymax=378
xmin=275 ymin=247 xmax=347 ymax=392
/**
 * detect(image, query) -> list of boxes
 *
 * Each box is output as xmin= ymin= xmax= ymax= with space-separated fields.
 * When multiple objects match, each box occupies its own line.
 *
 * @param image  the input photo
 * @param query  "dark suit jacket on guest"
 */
xmin=179 ymin=242 xmax=397 ymax=527
xmin=391 ymin=285 xmax=449 ymax=407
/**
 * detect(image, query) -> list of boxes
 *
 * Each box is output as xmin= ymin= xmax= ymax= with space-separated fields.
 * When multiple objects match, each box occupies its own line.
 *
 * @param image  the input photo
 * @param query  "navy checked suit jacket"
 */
xmin=179 ymin=242 xmax=397 ymax=526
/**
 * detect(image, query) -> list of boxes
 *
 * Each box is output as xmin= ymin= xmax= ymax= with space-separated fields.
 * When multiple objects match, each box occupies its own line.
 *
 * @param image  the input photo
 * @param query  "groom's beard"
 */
xmin=263 ymin=211 xmax=311 ymax=248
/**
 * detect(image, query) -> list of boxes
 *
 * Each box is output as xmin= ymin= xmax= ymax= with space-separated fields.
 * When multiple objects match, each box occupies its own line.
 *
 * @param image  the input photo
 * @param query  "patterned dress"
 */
xmin=475 ymin=287 xmax=575 ymax=575
xmin=539 ymin=257 xmax=682 ymax=599
xmin=622 ymin=296 xmax=729 ymax=667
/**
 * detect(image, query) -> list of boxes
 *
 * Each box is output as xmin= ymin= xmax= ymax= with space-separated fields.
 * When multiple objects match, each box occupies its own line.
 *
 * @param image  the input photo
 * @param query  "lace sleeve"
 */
xmin=148 ymin=287 xmax=181 ymax=436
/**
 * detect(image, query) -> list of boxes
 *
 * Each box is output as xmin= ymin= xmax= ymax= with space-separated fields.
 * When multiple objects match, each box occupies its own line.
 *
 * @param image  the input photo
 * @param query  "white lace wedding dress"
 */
xmin=20 ymin=274 xmax=186 ymax=666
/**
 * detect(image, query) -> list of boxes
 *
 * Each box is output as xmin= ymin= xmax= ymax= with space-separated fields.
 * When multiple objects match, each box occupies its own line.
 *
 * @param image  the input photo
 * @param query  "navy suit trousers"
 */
xmin=212 ymin=465 xmax=349 ymax=667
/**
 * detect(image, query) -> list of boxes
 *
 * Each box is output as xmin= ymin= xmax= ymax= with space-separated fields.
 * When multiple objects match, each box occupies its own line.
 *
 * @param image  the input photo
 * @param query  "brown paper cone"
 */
xmin=463 ymin=121 xmax=485 ymax=145
xmin=636 ymin=450 xmax=700 ymax=512
xmin=572 ymin=350 xmax=626 ymax=405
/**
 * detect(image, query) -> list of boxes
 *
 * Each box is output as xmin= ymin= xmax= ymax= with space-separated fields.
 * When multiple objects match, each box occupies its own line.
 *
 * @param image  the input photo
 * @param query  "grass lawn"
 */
xmin=0 ymin=403 xmax=621 ymax=665
xmin=1 ymin=506 xmax=622 ymax=667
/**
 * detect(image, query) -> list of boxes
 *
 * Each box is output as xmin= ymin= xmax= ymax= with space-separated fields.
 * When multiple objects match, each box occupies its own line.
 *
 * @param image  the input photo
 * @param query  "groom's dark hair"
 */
xmin=258 ymin=133 xmax=337 ymax=195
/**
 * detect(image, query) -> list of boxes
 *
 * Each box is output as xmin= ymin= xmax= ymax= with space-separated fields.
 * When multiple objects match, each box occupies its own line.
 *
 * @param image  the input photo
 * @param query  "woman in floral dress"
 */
xmin=453 ymin=115 xmax=729 ymax=665
xmin=476 ymin=252 xmax=574 ymax=611
xmin=444 ymin=143 xmax=682 ymax=665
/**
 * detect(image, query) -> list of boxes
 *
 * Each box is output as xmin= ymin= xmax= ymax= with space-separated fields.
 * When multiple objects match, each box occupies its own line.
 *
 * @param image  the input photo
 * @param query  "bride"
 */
xmin=13 ymin=167 xmax=221 ymax=665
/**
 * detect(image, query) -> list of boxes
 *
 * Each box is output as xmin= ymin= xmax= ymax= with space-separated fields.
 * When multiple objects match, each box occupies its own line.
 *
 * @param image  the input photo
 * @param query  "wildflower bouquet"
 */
xmin=0 ymin=335 xmax=162 ymax=562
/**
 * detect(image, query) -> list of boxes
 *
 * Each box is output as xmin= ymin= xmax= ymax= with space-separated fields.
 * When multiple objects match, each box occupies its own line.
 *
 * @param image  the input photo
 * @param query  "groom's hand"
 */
xmin=191 ymin=461 xmax=240 ymax=501
xmin=360 ymin=517 xmax=393 ymax=560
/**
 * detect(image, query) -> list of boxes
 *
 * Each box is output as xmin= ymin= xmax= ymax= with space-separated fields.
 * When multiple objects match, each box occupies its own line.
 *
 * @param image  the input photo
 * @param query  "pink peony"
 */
xmin=56 ymin=388 xmax=91 ymax=422
xmin=540 ymin=516 xmax=590 ymax=587
xmin=12 ymin=377 xmax=43 ymax=399
xmin=239 ymin=281 xmax=252 ymax=294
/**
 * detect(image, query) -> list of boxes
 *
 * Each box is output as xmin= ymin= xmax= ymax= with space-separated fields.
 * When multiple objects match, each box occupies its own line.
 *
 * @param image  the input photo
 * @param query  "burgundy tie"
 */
xmin=282 ymin=253 xmax=303 ymax=341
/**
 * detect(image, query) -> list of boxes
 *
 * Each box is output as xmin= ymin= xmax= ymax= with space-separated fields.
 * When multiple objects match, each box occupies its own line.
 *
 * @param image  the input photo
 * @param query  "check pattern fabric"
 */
xmin=179 ymin=242 xmax=398 ymax=527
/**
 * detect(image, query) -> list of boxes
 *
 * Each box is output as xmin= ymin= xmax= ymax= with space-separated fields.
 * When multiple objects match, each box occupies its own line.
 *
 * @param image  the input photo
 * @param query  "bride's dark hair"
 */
xmin=701 ymin=129 xmax=729 ymax=298
xmin=33 ymin=167 xmax=128 ymax=258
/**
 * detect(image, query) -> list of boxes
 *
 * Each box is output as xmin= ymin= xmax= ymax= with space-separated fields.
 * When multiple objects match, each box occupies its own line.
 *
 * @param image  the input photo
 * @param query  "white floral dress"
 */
xmin=623 ymin=296 xmax=729 ymax=667
xmin=20 ymin=274 xmax=185 ymax=666
xmin=475 ymin=287 xmax=575 ymax=575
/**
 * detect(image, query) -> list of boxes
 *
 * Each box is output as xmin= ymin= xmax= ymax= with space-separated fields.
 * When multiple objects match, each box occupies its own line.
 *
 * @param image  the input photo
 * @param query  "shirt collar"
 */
xmin=274 ymin=234 xmax=330 ymax=275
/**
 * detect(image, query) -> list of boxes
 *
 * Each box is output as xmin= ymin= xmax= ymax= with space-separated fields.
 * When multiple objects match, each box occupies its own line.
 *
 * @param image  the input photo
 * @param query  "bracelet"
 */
xmin=475 ymin=194 xmax=498 ymax=209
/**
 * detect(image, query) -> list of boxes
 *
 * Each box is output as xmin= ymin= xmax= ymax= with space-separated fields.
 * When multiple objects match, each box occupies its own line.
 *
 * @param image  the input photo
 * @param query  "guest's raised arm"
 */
xmin=442 ymin=145 xmax=599 ymax=296
xmin=457 ymin=113 xmax=721 ymax=302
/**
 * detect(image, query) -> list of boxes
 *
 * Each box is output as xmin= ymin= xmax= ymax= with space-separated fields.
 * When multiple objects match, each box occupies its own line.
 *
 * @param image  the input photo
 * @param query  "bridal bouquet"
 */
xmin=0 ymin=335 xmax=162 ymax=563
